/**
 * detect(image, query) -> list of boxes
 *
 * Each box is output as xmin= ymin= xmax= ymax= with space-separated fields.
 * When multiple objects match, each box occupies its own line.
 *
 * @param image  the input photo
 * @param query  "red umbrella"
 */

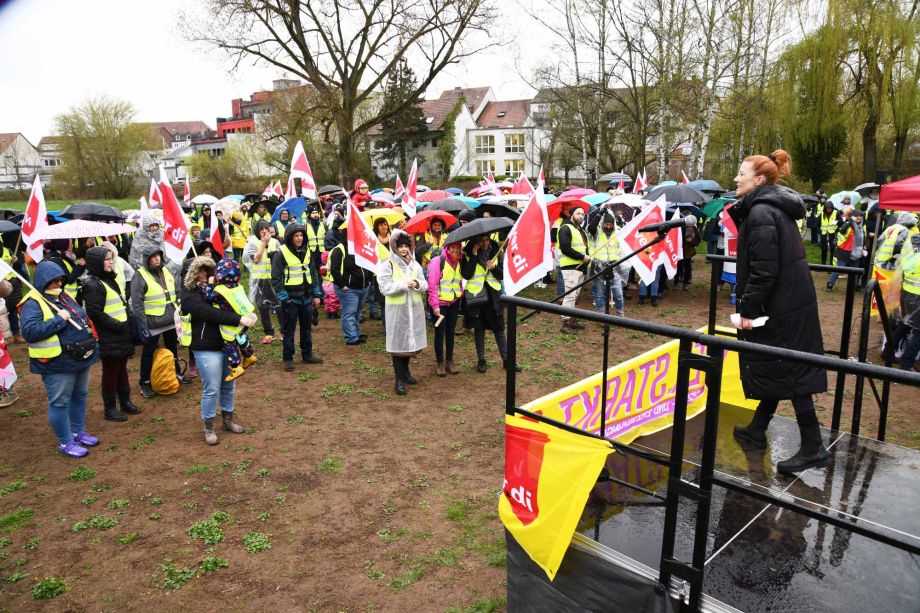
xmin=559 ymin=187 xmax=596 ymax=199
xmin=403 ymin=209 xmax=458 ymax=234
xmin=417 ymin=189 xmax=453 ymax=203
xmin=546 ymin=196 xmax=590 ymax=224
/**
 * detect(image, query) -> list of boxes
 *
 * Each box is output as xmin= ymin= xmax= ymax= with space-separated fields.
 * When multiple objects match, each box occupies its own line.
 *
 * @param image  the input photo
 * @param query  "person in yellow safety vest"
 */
xmin=203 ymin=258 xmax=257 ymax=382
xmin=417 ymin=219 xmax=447 ymax=268
xmin=827 ymin=208 xmax=865 ymax=290
xmin=0 ymin=242 xmax=25 ymax=343
xmin=43 ymin=239 xmax=85 ymax=303
xmin=228 ymin=211 xmax=249 ymax=261
xmin=328 ymin=225 xmax=371 ymax=346
xmin=249 ymin=201 xmax=272 ymax=235
xmin=81 ymin=246 xmax=142 ymax=422
xmin=557 ymin=205 xmax=591 ymax=331
xmin=376 ymin=230 xmax=427 ymax=395
xmin=370 ymin=217 xmax=391 ymax=323
xmin=270 ymin=223 xmax=324 ymax=371
xmin=874 ymin=213 xmax=918 ymax=271
xmin=427 ymin=241 xmax=464 ymax=376
xmin=274 ymin=209 xmax=294 ymax=239
xmin=19 ymin=261 xmax=101 ymax=458
xmin=239 ymin=203 xmax=252 ymax=236
xmin=130 ymin=247 xmax=190 ymax=398
xmin=817 ymin=202 xmax=839 ymax=265
xmin=550 ymin=216 xmax=564 ymax=295
xmin=302 ymin=204 xmax=327 ymax=278
xmin=586 ymin=208 xmax=625 ymax=316
xmin=889 ymin=234 xmax=920 ymax=371
xmin=243 ymin=220 xmax=282 ymax=345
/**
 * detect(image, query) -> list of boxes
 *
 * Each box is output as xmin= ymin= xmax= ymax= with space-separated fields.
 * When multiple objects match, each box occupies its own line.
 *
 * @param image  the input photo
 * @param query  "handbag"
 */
xmin=62 ymin=338 xmax=97 ymax=361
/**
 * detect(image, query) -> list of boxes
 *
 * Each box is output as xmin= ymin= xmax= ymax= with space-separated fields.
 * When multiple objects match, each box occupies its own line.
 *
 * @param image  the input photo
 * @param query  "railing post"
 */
xmin=832 ymin=270 xmax=857 ymax=431
xmin=708 ymin=257 xmax=721 ymax=336
xmin=505 ymin=301 xmax=517 ymax=416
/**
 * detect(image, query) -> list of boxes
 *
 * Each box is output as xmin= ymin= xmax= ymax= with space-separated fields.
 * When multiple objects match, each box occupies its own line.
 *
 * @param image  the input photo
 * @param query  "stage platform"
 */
xmin=578 ymin=404 xmax=920 ymax=612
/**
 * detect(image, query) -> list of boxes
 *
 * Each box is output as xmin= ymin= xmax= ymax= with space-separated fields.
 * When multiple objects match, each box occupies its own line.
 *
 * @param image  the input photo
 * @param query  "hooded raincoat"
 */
xmin=129 ymin=213 xmax=181 ymax=279
xmin=376 ymin=230 xmax=427 ymax=355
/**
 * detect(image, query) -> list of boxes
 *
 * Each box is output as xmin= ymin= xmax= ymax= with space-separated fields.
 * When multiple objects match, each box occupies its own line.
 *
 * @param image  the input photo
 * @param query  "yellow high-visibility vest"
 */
xmin=437 ymin=259 xmax=463 ymax=303
xmin=820 ymin=210 xmax=839 ymax=234
xmin=101 ymin=281 xmax=127 ymax=322
xmin=279 ymin=245 xmax=312 ymax=287
xmin=137 ymin=267 xmax=176 ymax=316
xmin=18 ymin=292 xmax=62 ymax=359
xmin=60 ymin=258 xmax=79 ymax=297
xmin=900 ymin=251 xmax=920 ymax=296
xmin=305 ymin=222 xmax=326 ymax=252
xmin=212 ymin=284 xmax=254 ymax=341
xmin=558 ymin=224 xmax=587 ymax=268
xmin=251 ymin=241 xmax=278 ymax=280
xmin=465 ymin=261 xmax=501 ymax=300
xmin=591 ymin=230 xmax=621 ymax=262
xmin=385 ymin=263 xmax=421 ymax=306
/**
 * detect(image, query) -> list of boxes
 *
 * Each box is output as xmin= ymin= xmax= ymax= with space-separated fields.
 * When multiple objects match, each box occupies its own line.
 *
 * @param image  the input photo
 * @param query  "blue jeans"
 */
xmin=592 ymin=275 xmax=624 ymax=311
xmin=639 ymin=276 xmax=660 ymax=299
xmin=42 ymin=366 xmax=91 ymax=445
xmin=555 ymin=265 xmax=565 ymax=297
xmin=828 ymin=254 xmax=861 ymax=288
xmin=334 ymin=285 xmax=369 ymax=343
xmin=193 ymin=350 xmax=236 ymax=420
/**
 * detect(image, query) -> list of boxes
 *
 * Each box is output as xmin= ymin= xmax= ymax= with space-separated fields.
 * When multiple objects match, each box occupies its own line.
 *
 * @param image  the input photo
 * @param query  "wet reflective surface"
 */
xmin=579 ymin=404 xmax=920 ymax=612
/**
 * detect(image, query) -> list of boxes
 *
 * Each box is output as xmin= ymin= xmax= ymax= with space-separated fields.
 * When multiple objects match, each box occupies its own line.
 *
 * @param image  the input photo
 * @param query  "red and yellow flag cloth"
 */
xmin=499 ymin=413 xmax=612 ymax=580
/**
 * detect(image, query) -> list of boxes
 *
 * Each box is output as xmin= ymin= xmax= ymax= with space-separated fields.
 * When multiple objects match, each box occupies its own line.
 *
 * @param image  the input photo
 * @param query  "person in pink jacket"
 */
xmin=427 ymin=241 xmax=464 ymax=376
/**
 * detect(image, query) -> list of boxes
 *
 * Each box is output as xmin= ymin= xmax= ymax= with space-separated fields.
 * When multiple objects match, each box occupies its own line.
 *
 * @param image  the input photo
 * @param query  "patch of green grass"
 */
xmin=286 ymin=414 xmax=306 ymax=425
xmin=355 ymin=360 xmax=386 ymax=374
xmin=31 ymin=577 xmax=67 ymax=600
xmin=71 ymin=515 xmax=118 ymax=532
xmin=199 ymin=556 xmax=229 ymax=573
xmin=161 ymin=559 xmax=195 ymax=591
xmin=149 ymin=513 xmax=161 ymax=521
xmin=150 ymin=415 xmax=166 ymax=423
xmin=130 ymin=434 xmax=156 ymax=450
xmin=14 ymin=410 xmax=32 ymax=418
xmin=0 ymin=508 xmax=34 ymax=532
xmin=23 ymin=537 xmax=41 ymax=551
xmin=0 ymin=481 xmax=26 ymax=498
xmin=368 ymin=568 xmax=385 ymax=580
xmin=117 ymin=532 xmax=139 ymax=545
xmin=105 ymin=499 xmax=130 ymax=510
xmin=233 ymin=459 xmax=252 ymax=476
xmin=4 ymin=569 xmax=26 ymax=583
xmin=296 ymin=372 xmax=317 ymax=382
xmin=89 ymin=482 xmax=111 ymax=493
xmin=242 ymin=531 xmax=272 ymax=553
xmin=388 ymin=566 xmax=424 ymax=589
xmin=383 ymin=499 xmax=397 ymax=515
xmin=68 ymin=466 xmax=97 ymax=482
xmin=106 ymin=444 xmax=118 ymax=452
xmin=187 ymin=463 xmax=210 ymax=474
xmin=316 ymin=456 xmax=343 ymax=473
xmin=257 ymin=512 xmax=270 ymax=522
xmin=148 ymin=497 xmax=164 ymax=506
xmin=0 ymin=537 xmax=10 ymax=548
xmin=186 ymin=518 xmax=223 ymax=545
xmin=447 ymin=404 xmax=464 ymax=414
xmin=445 ymin=499 xmax=474 ymax=522
xmin=447 ymin=596 xmax=507 ymax=613
xmin=321 ymin=383 xmax=356 ymax=398
xmin=211 ymin=510 xmax=232 ymax=524
xmin=256 ymin=468 xmax=270 ymax=478
xmin=475 ymin=536 xmax=507 ymax=567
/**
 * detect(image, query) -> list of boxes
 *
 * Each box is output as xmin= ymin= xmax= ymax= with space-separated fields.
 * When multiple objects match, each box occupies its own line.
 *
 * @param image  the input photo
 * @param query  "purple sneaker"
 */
xmin=72 ymin=431 xmax=99 ymax=447
xmin=59 ymin=441 xmax=88 ymax=458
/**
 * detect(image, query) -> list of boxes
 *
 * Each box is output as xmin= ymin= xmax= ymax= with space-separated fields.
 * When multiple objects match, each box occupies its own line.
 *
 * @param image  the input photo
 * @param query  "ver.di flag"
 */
xmin=183 ymin=175 xmax=191 ymax=205
xmin=344 ymin=191 xmax=380 ymax=273
xmin=499 ymin=413 xmax=611 ymax=580
xmin=149 ymin=178 xmax=162 ymax=208
xmin=616 ymin=196 xmax=683 ymax=286
xmin=402 ymin=159 xmax=418 ymax=218
xmin=284 ymin=176 xmax=297 ymax=200
xmin=290 ymin=141 xmax=317 ymax=200
xmin=22 ymin=175 xmax=49 ymax=263
xmin=503 ymin=179 xmax=553 ymax=296
xmin=208 ymin=206 xmax=225 ymax=259
xmin=158 ymin=166 xmax=192 ymax=264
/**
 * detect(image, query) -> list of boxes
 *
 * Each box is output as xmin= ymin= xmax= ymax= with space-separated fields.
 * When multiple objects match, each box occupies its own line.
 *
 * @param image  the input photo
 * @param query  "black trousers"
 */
xmin=433 ymin=300 xmax=461 ymax=362
xmin=281 ymin=300 xmax=314 ymax=361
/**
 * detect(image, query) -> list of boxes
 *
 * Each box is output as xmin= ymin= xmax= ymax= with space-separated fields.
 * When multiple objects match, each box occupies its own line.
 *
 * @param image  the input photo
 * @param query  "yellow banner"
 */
xmin=500 ymin=413 xmax=611 ymax=580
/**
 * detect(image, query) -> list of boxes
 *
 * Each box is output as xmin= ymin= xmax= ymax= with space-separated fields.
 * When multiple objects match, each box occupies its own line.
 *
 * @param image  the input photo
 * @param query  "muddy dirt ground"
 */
xmin=0 ymin=261 xmax=914 ymax=612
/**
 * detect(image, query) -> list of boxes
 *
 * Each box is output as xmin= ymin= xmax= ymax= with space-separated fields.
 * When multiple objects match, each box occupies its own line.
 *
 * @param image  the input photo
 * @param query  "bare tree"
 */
xmin=189 ymin=0 xmax=495 ymax=183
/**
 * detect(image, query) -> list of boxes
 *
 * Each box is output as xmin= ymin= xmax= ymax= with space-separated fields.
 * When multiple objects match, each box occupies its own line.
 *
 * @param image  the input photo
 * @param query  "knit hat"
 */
xmin=214 ymin=258 xmax=241 ymax=287
xmin=394 ymin=233 xmax=412 ymax=249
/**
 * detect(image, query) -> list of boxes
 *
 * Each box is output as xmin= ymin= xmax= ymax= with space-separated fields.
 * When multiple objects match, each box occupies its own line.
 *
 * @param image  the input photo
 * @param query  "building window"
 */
xmin=475 ymin=160 xmax=496 ymax=175
xmin=505 ymin=134 xmax=525 ymax=153
xmin=475 ymin=135 xmax=495 ymax=154
xmin=505 ymin=159 xmax=525 ymax=174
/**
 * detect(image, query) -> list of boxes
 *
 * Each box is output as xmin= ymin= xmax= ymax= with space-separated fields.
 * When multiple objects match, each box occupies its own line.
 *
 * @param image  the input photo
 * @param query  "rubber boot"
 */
xmin=221 ymin=411 xmax=245 ymax=434
xmin=103 ymin=393 xmax=127 ymax=422
xmin=445 ymin=360 xmax=460 ymax=375
xmin=476 ymin=358 xmax=488 ymax=373
xmin=139 ymin=381 xmax=155 ymax=399
xmin=393 ymin=356 xmax=406 ymax=395
xmin=203 ymin=418 xmax=218 ymax=445
xmin=117 ymin=389 xmax=142 ymax=415
xmin=733 ymin=402 xmax=775 ymax=449
xmin=403 ymin=359 xmax=417 ymax=385
xmin=777 ymin=412 xmax=831 ymax=475
xmin=436 ymin=362 xmax=447 ymax=377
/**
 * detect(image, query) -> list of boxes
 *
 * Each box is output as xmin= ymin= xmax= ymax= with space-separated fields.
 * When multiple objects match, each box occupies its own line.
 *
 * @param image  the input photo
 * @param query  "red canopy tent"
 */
xmin=879 ymin=174 xmax=920 ymax=210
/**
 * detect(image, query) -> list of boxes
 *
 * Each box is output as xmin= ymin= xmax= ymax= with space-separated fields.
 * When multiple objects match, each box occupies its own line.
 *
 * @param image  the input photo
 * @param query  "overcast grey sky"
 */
xmin=0 ymin=0 xmax=535 ymax=144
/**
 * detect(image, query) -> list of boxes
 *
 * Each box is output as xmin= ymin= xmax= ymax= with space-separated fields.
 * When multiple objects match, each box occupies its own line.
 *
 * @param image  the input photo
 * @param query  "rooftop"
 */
xmin=475 ymin=100 xmax=532 ymax=129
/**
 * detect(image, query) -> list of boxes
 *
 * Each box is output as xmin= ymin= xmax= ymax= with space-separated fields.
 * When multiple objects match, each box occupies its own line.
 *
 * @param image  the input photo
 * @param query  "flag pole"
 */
xmin=11 ymin=266 xmax=82 ymax=329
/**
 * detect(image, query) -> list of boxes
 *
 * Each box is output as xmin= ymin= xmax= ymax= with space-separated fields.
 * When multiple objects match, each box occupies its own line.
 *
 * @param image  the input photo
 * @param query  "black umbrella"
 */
xmin=476 ymin=200 xmax=521 ymax=219
xmin=318 ymin=184 xmax=343 ymax=196
xmin=721 ymin=190 xmax=737 ymax=200
xmin=0 ymin=220 xmax=20 ymax=235
xmin=666 ymin=203 xmax=703 ymax=218
xmin=444 ymin=217 xmax=513 ymax=244
xmin=252 ymin=198 xmax=280 ymax=214
xmin=800 ymin=193 xmax=819 ymax=204
xmin=645 ymin=184 xmax=711 ymax=204
xmin=0 ymin=209 xmax=18 ymax=220
xmin=241 ymin=193 xmax=262 ymax=203
xmin=60 ymin=202 xmax=124 ymax=222
xmin=428 ymin=198 xmax=473 ymax=215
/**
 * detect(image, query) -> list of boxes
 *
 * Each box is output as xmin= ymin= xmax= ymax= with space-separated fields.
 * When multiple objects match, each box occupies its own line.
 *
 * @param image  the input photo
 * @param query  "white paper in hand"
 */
xmin=730 ymin=313 xmax=769 ymax=329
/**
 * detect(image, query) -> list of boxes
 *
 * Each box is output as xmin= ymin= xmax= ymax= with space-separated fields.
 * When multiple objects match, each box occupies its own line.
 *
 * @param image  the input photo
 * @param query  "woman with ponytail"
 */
xmin=728 ymin=150 xmax=831 ymax=475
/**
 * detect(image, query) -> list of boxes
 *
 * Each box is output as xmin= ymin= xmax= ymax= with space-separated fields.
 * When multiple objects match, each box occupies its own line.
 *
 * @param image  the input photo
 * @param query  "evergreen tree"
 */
xmin=377 ymin=59 xmax=428 ymax=178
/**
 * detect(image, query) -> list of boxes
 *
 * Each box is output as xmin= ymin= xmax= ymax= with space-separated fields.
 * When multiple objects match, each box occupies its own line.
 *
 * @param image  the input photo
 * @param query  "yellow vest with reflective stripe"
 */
xmin=558 ymin=224 xmax=587 ymax=268
xmin=324 ymin=244 xmax=345 ymax=283
xmin=437 ymin=259 xmax=463 ymax=303
xmin=0 ymin=247 xmax=14 ymax=280
xmin=875 ymin=224 xmax=908 ymax=267
xmin=421 ymin=231 xmax=446 ymax=266
xmin=213 ymin=284 xmax=254 ymax=341
xmin=279 ymin=245 xmax=312 ymax=287
xmin=305 ymin=222 xmax=326 ymax=252
xmin=137 ymin=267 xmax=176 ymax=316
xmin=900 ymin=251 xmax=920 ymax=296
xmin=820 ymin=210 xmax=839 ymax=234
xmin=230 ymin=220 xmax=248 ymax=248
xmin=275 ymin=221 xmax=289 ymax=237
xmin=101 ymin=281 xmax=127 ymax=322
xmin=18 ymin=292 xmax=62 ymax=358
xmin=179 ymin=313 xmax=192 ymax=347
xmin=385 ymin=263 xmax=421 ymax=306
xmin=377 ymin=241 xmax=390 ymax=260
xmin=591 ymin=230 xmax=621 ymax=262
xmin=465 ymin=261 xmax=501 ymax=300
xmin=60 ymin=258 xmax=79 ymax=297
xmin=252 ymin=241 xmax=278 ymax=280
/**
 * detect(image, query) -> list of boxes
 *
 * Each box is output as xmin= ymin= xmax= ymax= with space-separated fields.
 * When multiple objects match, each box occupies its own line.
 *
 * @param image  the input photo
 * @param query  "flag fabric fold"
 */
xmin=209 ymin=207 xmax=225 ymax=259
xmin=183 ymin=175 xmax=191 ymax=205
xmin=402 ymin=159 xmax=418 ymax=218
xmin=149 ymin=178 xmax=162 ymax=208
xmin=158 ymin=166 xmax=192 ymax=264
xmin=503 ymin=181 xmax=553 ymax=296
xmin=616 ymin=196 xmax=683 ymax=285
xmin=290 ymin=141 xmax=317 ymax=200
xmin=345 ymin=192 xmax=380 ymax=273
xmin=22 ymin=175 xmax=49 ymax=263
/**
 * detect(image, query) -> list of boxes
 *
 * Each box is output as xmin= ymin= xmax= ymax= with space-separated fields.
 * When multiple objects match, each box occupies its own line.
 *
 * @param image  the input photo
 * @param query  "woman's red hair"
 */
xmin=744 ymin=149 xmax=792 ymax=184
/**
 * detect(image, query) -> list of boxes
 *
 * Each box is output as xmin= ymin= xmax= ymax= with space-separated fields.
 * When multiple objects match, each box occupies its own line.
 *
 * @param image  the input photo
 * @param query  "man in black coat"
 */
xmin=329 ymin=227 xmax=371 ymax=345
xmin=731 ymin=154 xmax=830 ymax=475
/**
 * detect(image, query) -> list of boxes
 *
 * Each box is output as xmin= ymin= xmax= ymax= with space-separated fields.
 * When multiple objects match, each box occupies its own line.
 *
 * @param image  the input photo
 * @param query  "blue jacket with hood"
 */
xmin=20 ymin=261 xmax=100 ymax=375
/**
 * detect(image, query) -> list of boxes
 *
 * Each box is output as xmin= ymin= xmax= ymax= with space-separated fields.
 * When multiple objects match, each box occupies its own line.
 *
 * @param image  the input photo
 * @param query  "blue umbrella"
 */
xmin=224 ymin=194 xmax=245 ymax=201
xmin=584 ymin=193 xmax=612 ymax=207
xmin=445 ymin=187 xmax=463 ymax=195
xmin=687 ymin=179 xmax=726 ymax=194
xmin=543 ymin=194 xmax=557 ymax=203
xmin=270 ymin=197 xmax=307 ymax=224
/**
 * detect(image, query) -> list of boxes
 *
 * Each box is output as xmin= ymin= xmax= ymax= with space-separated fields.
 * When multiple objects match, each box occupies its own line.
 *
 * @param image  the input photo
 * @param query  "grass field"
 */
xmin=0 ymin=199 xmax=140 ymax=212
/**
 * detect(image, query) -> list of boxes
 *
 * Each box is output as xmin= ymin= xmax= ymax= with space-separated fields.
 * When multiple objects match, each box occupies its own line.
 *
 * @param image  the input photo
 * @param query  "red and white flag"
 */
xmin=0 ymin=336 xmax=17 ymax=391
xmin=22 ymin=175 xmax=49 ymax=263
xmin=290 ymin=140 xmax=317 ymax=200
xmin=503 ymin=184 xmax=554 ymax=296
xmin=344 ymin=191 xmax=380 ymax=273
xmin=402 ymin=158 xmax=418 ymax=218
xmin=158 ymin=166 xmax=193 ymax=264
xmin=616 ymin=178 xmax=625 ymax=192
xmin=272 ymin=180 xmax=284 ymax=199
xmin=681 ymin=170 xmax=690 ymax=185
xmin=538 ymin=165 xmax=545 ymax=188
xmin=262 ymin=182 xmax=273 ymax=198
xmin=632 ymin=171 xmax=647 ymax=194
xmin=284 ymin=176 xmax=297 ymax=200
xmin=149 ymin=178 xmax=162 ymax=208
xmin=486 ymin=169 xmax=496 ymax=184
xmin=208 ymin=206 xmax=225 ymax=259
xmin=138 ymin=196 xmax=149 ymax=215
xmin=616 ymin=196 xmax=683 ymax=286
xmin=510 ymin=172 xmax=534 ymax=196
xmin=183 ymin=175 xmax=191 ymax=205
xmin=394 ymin=175 xmax=405 ymax=201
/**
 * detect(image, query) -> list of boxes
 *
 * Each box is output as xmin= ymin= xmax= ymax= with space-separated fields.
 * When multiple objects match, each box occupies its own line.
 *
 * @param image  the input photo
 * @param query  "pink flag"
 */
xmin=285 ymin=176 xmax=297 ymax=200
xmin=632 ymin=171 xmax=646 ymax=194
xmin=402 ymin=159 xmax=418 ymax=218
xmin=158 ymin=166 xmax=192 ymax=264
xmin=617 ymin=179 xmax=625 ymax=192
xmin=183 ymin=175 xmax=191 ymax=205
xmin=22 ymin=175 xmax=48 ymax=263
xmin=394 ymin=175 xmax=405 ymax=200
xmin=344 ymin=191 xmax=380 ymax=273
xmin=272 ymin=180 xmax=284 ymax=198
xmin=486 ymin=169 xmax=496 ymax=184
xmin=209 ymin=206 xmax=225 ymax=259
xmin=538 ymin=165 xmax=545 ymax=187
xmin=149 ymin=178 xmax=162 ymax=208
xmin=681 ymin=170 xmax=690 ymax=184
xmin=290 ymin=140 xmax=317 ymax=199
xmin=510 ymin=173 xmax=535 ymax=197
xmin=503 ymin=184 xmax=554 ymax=296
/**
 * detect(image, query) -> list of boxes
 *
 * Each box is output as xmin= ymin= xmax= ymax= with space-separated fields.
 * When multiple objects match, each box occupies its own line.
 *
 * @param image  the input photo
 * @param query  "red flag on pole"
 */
xmin=183 ymin=175 xmax=191 ymax=205
xmin=503 ymin=182 xmax=554 ymax=296
xmin=149 ymin=178 xmax=162 ymax=208
xmin=0 ymin=336 xmax=17 ymax=391
xmin=209 ymin=206 xmax=225 ymax=259
xmin=394 ymin=175 xmax=405 ymax=201
xmin=158 ymin=166 xmax=192 ymax=264
xmin=290 ymin=141 xmax=317 ymax=199
xmin=616 ymin=196 xmax=683 ymax=285
xmin=538 ymin=165 xmax=545 ymax=187
xmin=262 ymin=182 xmax=273 ymax=198
xmin=486 ymin=169 xmax=496 ymax=184
xmin=510 ymin=172 xmax=534 ymax=196
xmin=632 ymin=171 xmax=647 ymax=193
xmin=617 ymin=178 xmax=625 ymax=192
xmin=681 ymin=170 xmax=690 ymax=185
xmin=344 ymin=191 xmax=380 ymax=273
xmin=402 ymin=159 xmax=418 ymax=218
xmin=272 ymin=180 xmax=284 ymax=199
xmin=285 ymin=176 xmax=297 ymax=200
xmin=22 ymin=175 xmax=48 ymax=263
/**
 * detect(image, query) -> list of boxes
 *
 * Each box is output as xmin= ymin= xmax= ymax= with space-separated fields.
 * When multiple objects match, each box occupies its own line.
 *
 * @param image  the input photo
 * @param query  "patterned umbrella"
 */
xmin=36 ymin=220 xmax=136 ymax=240
xmin=417 ymin=189 xmax=454 ymax=203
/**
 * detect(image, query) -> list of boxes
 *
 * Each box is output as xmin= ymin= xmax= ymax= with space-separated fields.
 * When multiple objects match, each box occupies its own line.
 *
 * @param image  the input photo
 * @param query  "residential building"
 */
xmin=37 ymin=136 xmax=64 ymax=172
xmin=0 ymin=133 xmax=42 ymax=189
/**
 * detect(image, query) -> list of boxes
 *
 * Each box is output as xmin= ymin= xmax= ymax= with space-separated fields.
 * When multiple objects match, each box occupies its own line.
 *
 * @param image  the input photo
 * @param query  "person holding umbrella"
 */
xmin=416 ymin=218 xmax=448 ymax=270
xmin=557 ymin=203 xmax=590 ymax=332
xmin=428 ymin=240 xmax=463 ymax=376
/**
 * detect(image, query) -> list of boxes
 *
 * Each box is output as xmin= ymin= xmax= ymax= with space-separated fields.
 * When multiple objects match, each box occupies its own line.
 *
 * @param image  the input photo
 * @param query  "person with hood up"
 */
xmin=131 ymin=246 xmax=190 ymax=398
xmin=827 ymin=207 xmax=865 ymax=290
xmin=557 ymin=204 xmax=591 ymax=332
xmin=274 ymin=209 xmax=294 ymax=239
xmin=377 ymin=230 xmax=427 ymax=394
xmin=180 ymin=256 xmax=255 ymax=445
xmin=427 ymin=240 xmax=463 ymax=376
xmin=204 ymin=258 xmax=257 ymax=381
xmin=874 ymin=212 xmax=918 ymax=271
xmin=82 ymin=246 xmax=142 ymax=422
xmin=889 ymin=234 xmax=920 ymax=370
xmin=817 ymin=200 xmax=839 ymax=265
xmin=328 ymin=224 xmax=371 ymax=345
xmin=20 ymin=261 xmax=101 ymax=457
xmin=228 ymin=211 xmax=249 ymax=261
xmin=351 ymin=179 xmax=371 ymax=210
xmin=587 ymin=208 xmax=625 ymax=316
xmin=129 ymin=213 xmax=182 ymax=280
xmin=44 ymin=239 xmax=85 ymax=301
xmin=271 ymin=223 xmax=324 ymax=371
xmin=243 ymin=220 xmax=282 ymax=344
xmin=729 ymin=149 xmax=830 ymax=475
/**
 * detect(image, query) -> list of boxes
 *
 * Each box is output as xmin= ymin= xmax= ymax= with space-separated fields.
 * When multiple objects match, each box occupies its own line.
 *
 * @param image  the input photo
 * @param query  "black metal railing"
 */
xmin=852 ymin=279 xmax=896 ymax=440
xmin=503 ymin=295 xmax=920 ymax=612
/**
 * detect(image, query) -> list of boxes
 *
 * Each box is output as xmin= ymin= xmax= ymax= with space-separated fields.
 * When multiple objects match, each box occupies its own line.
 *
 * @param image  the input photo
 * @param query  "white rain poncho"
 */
xmin=129 ymin=213 xmax=181 ymax=279
xmin=376 ymin=229 xmax=428 ymax=355
xmin=242 ymin=233 xmax=282 ymax=310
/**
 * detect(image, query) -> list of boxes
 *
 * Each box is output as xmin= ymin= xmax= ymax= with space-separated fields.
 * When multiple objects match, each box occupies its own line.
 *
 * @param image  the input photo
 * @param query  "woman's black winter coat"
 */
xmin=730 ymin=184 xmax=827 ymax=400
xmin=82 ymin=248 xmax=135 ymax=360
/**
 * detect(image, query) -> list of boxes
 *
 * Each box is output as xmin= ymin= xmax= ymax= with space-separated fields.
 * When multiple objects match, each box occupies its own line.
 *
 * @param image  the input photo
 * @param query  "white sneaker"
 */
xmin=534 ymin=281 xmax=547 ymax=288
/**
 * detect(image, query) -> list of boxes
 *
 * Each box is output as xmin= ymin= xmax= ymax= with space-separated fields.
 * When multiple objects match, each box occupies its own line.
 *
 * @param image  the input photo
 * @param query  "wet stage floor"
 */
xmin=579 ymin=404 xmax=920 ymax=612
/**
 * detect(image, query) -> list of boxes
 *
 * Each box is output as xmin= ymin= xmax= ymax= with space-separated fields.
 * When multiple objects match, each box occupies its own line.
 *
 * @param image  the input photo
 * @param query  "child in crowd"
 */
xmin=205 ymin=258 xmax=257 ymax=381
xmin=320 ymin=251 xmax=341 ymax=319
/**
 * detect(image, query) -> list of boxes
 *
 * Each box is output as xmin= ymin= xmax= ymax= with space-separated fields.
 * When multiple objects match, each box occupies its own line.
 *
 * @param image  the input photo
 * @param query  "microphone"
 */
xmin=639 ymin=215 xmax=697 ymax=233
